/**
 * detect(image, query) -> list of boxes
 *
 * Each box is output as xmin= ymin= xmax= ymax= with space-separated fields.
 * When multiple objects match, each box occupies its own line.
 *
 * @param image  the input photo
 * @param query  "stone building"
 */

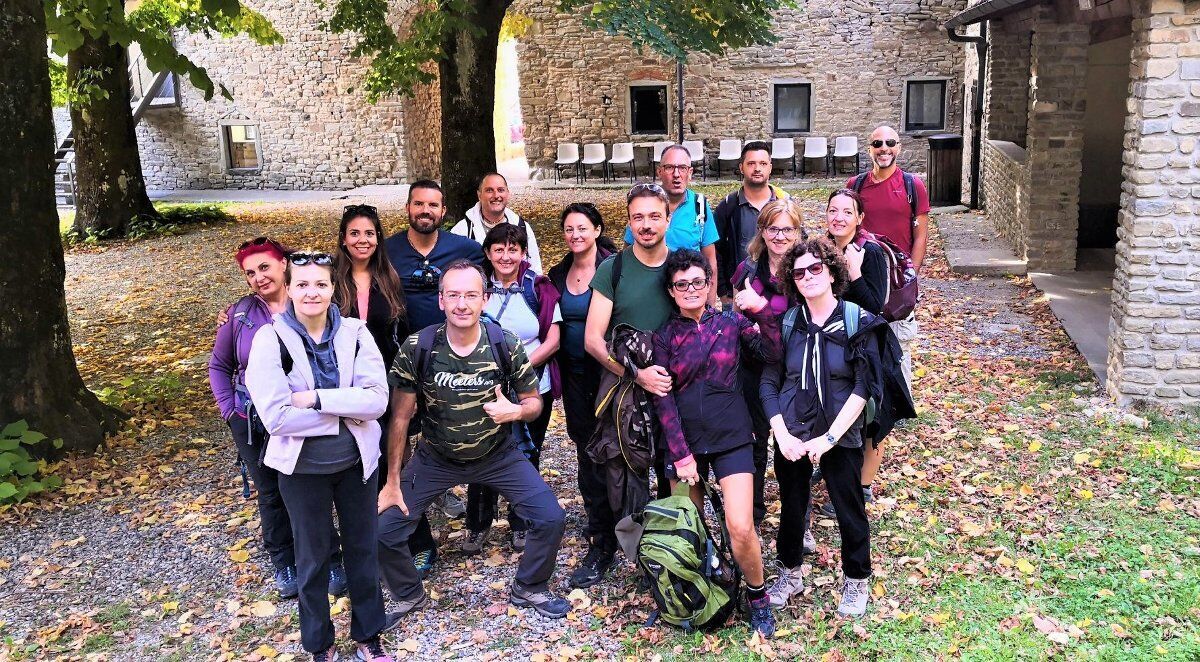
xmin=948 ymin=0 xmax=1200 ymax=404
xmin=132 ymin=0 xmax=969 ymax=189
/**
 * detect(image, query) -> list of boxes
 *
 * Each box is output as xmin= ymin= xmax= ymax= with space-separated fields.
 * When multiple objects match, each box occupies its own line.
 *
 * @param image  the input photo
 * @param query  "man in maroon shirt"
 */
xmin=843 ymin=125 xmax=928 ymax=503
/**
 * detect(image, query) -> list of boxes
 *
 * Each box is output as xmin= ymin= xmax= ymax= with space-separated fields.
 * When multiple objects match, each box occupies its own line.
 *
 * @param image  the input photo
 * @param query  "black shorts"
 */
xmin=667 ymin=443 xmax=756 ymax=482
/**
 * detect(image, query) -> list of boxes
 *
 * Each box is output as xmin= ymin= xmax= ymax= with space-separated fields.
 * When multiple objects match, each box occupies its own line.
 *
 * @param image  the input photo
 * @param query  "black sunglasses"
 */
xmin=407 ymin=261 xmax=443 ymax=291
xmin=289 ymin=251 xmax=333 ymax=266
xmin=791 ymin=263 xmax=826 ymax=279
xmin=870 ymin=139 xmax=899 ymax=149
xmin=344 ymin=203 xmax=378 ymax=215
xmin=238 ymin=236 xmax=286 ymax=253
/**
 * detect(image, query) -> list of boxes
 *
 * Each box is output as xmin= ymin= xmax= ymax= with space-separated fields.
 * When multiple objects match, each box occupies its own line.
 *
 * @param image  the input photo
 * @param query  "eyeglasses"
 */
xmin=289 ymin=251 xmax=333 ymax=266
xmin=763 ymin=226 xmax=798 ymax=238
xmin=626 ymin=182 xmax=665 ymax=203
xmin=670 ymin=277 xmax=709 ymax=292
xmin=407 ymin=261 xmax=443 ymax=291
xmin=791 ymin=263 xmax=826 ymax=279
xmin=344 ymin=204 xmax=378 ymax=216
xmin=238 ymin=236 xmax=286 ymax=253
xmin=870 ymin=139 xmax=899 ymax=149
xmin=657 ymin=164 xmax=691 ymax=174
xmin=441 ymin=292 xmax=483 ymax=303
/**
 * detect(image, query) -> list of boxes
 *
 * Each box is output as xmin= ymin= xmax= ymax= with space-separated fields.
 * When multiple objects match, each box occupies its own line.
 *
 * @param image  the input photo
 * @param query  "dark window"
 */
xmin=905 ymin=80 xmax=947 ymax=132
xmin=773 ymin=83 xmax=812 ymax=133
xmin=630 ymin=85 xmax=668 ymax=135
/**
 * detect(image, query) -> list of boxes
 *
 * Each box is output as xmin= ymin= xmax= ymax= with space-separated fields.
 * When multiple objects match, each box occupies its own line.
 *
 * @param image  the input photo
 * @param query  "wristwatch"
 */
xmin=824 ymin=432 xmax=836 ymax=446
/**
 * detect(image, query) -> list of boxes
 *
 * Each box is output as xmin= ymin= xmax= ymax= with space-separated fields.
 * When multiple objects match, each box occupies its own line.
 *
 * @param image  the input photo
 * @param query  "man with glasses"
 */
xmin=383 ymin=180 xmax=485 ymax=577
xmin=623 ymin=144 xmax=719 ymax=305
xmin=449 ymin=172 xmax=543 ymax=273
xmin=714 ymin=141 xmax=790 ymax=302
xmin=377 ymin=260 xmax=570 ymax=620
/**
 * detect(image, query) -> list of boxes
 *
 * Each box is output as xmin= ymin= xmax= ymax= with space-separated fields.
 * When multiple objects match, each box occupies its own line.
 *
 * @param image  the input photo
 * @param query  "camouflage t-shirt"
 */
xmin=389 ymin=323 xmax=539 ymax=461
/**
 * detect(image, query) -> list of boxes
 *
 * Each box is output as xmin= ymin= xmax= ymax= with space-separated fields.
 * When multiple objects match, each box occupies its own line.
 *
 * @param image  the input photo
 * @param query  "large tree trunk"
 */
xmin=1 ymin=1 xmax=123 ymax=456
xmin=439 ymin=0 xmax=510 ymax=220
xmin=67 ymin=21 xmax=160 ymax=238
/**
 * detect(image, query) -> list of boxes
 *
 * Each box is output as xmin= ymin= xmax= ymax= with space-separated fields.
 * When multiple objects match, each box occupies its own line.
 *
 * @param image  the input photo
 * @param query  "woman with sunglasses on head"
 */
xmin=651 ymin=249 xmax=781 ymax=638
xmin=545 ymin=202 xmax=622 ymax=588
xmin=245 ymin=251 xmax=396 ymax=662
xmin=210 ymin=238 xmax=347 ymax=600
xmin=728 ymin=198 xmax=806 ymax=531
xmin=761 ymin=239 xmax=885 ymax=619
xmin=462 ymin=223 xmax=562 ymax=555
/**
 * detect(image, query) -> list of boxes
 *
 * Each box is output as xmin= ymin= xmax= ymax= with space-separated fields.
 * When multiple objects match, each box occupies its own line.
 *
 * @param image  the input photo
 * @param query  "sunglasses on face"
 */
xmin=407 ymin=261 xmax=443 ymax=291
xmin=870 ymin=139 xmax=899 ymax=149
xmin=670 ymin=277 xmax=709 ymax=293
xmin=289 ymin=251 xmax=333 ymax=266
xmin=626 ymin=182 xmax=666 ymax=203
xmin=791 ymin=263 xmax=826 ymax=279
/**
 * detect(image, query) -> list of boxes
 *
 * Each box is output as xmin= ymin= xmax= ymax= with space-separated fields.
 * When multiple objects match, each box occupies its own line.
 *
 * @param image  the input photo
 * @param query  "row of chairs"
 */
xmin=552 ymin=137 xmax=863 ymax=183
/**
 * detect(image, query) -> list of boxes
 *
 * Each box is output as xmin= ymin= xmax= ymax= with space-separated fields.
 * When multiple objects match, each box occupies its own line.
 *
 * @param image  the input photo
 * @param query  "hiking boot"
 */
xmin=510 ymin=584 xmax=570 ymax=618
xmin=437 ymin=491 xmax=466 ymax=519
xmin=511 ymin=529 xmax=527 ymax=552
xmin=388 ymin=591 xmax=429 ymax=621
xmin=412 ymin=547 xmax=437 ymax=579
xmin=313 ymin=646 xmax=340 ymax=662
xmin=328 ymin=562 xmax=348 ymax=596
xmin=818 ymin=501 xmax=837 ymax=518
xmin=275 ymin=565 xmax=298 ymax=599
xmin=802 ymin=529 xmax=816 ymax=554
xmin=767 ymin=564 xmax=805 ymax=609
xmin=863 ymin=486 xmax=875 ymax=503
xmin=568 ymin=547 xmax=615 ymax=589
xmin=462 ymin=528 xmax=489 ymax=555
xmin=354 ymin=637 xmax=394 ymax=662
xmin=749 ymin=597 xmax=777 ymax=638
xmin=837 ymin=577 xmax=870 ymax=618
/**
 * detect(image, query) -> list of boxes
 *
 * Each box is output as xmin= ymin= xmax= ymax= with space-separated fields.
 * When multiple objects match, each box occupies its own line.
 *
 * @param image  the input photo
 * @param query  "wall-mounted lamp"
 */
xmin=601 ymin=94 xmax=613 ymax=107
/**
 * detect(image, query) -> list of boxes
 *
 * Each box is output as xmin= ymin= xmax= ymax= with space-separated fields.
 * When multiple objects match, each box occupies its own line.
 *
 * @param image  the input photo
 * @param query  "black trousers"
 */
xmin=229 ymin=415 xmax=342 ymax=570
xmin=378 ymin=443 xmax=565 ymax=601
xmin=740 ymin=363 xmax=770 ymax=524
xmin=775 ymin=443 xmax=871 ymax=579
xmin=560 ymin=358 xmax=618 ymax=552
xmin=278 ymin=464 xmax=386 ymax=653
xmin=466 ymin=393 xmax=554 ymax=533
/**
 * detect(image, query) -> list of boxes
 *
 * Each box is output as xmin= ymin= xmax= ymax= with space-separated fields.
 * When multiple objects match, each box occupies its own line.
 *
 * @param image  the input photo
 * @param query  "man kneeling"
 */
xmin=377 ymin=260 xmax=569 ymax=619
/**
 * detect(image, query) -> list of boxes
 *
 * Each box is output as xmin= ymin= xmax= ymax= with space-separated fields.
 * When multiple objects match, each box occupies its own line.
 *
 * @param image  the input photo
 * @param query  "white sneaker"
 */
xmin=802 ymin=529 xmax=816 ymax=554
xmin=767 ymin=564 xmax=805 ymax=608
xmin=837 ymin=577 xmax=870 ymax=617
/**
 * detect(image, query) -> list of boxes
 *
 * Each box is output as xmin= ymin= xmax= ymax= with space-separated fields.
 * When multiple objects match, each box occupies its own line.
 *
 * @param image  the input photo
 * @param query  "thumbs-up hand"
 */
xmin=843 ymin=242 xmax=866 ymax=278
xmin=483 ymin=384 xmax=523 ymax=424
xmin=733 ymin=276 xmax=769 ymax=313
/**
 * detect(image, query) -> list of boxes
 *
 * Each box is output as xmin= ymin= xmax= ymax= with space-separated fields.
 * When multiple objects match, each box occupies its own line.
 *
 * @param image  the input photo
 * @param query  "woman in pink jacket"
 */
xmin=245 ymin=252 xmax=394 ymax=662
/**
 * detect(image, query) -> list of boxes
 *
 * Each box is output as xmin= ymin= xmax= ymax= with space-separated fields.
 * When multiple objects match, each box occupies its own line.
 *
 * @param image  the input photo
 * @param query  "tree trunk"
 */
xmin=67 ymin=20 xmax=160 ymax=238
xmin=1 ymin=1 xmax=123 ymax=456
xmin=439 ymin=0 xmax=511 ymax=220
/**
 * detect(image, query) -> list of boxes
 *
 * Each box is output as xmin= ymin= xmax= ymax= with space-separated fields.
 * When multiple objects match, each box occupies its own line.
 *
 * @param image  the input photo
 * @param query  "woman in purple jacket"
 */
xmin=209 ymin=237 xmax=345 ymax=600
xmin=651 ymin=249 xmax=781 ymax=639
xmin=245 ymin=252 xmax=394 ymax=662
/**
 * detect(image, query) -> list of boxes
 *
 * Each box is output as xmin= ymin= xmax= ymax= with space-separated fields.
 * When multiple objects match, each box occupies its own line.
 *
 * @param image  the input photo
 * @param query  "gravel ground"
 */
xmin=0 ymin=193 xmax=1082 ymax=660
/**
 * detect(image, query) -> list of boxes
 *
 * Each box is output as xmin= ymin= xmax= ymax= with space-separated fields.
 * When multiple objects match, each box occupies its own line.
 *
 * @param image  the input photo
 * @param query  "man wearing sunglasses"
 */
xmin=623 ymin=144 xmax=720 ymax=306
xmin=847 ymin=126 xmax=930 ymax=276
xmin=449 ymin=172 xmax=543 ymax=273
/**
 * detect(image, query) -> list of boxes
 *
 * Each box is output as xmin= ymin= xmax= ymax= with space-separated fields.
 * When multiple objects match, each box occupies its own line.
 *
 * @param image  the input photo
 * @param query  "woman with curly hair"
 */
xmin=760 ymin=238 xmax=885 ymax=618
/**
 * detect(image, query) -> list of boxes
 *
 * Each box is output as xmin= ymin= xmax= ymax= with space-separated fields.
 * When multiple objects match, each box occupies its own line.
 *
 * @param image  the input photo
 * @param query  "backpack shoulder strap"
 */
xmin=781 ymin=305 xmax=801 ymax=344
xmin=482 ymin=321 xmax=514 ymax=389
xmin=902 ymin=172 xmax=918 ymax=226
xmin=414 ymin=324 xmax=440 ymax=383
xmin=852 ymin=172 xmax=869 ymax=193
xmin=520 ymin=272 xmax=540 ymax=316
xmin=694 ymin=192 xmax=706 ymax=234
xmin=275 ymin=328 xmax=294 ymax=375
xmin=843 ymin=300 xmax=862 ymax=338
xmin=610 ymin=248 xmax=626 ymax=294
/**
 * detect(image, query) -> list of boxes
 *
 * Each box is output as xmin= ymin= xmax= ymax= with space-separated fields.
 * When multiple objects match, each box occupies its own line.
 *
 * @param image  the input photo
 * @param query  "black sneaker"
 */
xmin=510 ymin=584 xmax=570 ymax=618
xmin=749 ymin=598 xmax=776 ymax=638
xmin=313 ymin=645 xmax=340 ymax=662
xmin=568 ymin=547 xmax=615 ymax=589
xmin=275 ymin=565 xmax=298 ymax=599
xmin=329 ymin=562 xmax=348 ymax=596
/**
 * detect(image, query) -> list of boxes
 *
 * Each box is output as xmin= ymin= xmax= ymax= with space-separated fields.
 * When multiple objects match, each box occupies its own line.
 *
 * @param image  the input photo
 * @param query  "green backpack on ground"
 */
xmin=635 ymin=480 xmax=740 ymax=631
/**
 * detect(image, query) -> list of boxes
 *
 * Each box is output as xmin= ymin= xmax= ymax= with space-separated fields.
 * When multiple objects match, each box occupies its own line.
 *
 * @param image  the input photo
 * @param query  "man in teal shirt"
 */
xmin=624 ymin=144 xmax=719 ymax=305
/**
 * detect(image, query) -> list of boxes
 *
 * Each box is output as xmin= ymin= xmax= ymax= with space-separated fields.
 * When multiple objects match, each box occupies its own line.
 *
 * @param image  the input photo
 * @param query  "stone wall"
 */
xmin=1107 ymin=0 xmax=1200 ymax=404
xmin=136 ymin=1 xmax=408 ymax=190
xmin=983 ymin=22 xmax=1030 ymax=146
xmin=982 ymin=139 xmax=1031 ymax=254
xmin=514 ymin=0 xmax=968 ymax=179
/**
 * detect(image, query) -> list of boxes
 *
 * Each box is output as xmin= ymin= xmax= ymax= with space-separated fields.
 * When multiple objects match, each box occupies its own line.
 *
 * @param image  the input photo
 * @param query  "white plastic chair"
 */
xmin=554 ymin=143 xmax=580 ymax=184
xmin=651 ymin=141 xmax=674 ymax=168
xmin=716 ymin=139 xmax=742 ymax=179
xmin=609 ymin=142 xmax=636 ymax=182
xmin=771 ymin=138 xmax=797 ymax=177
xmin=682 ymin=140 xmax=706 ymax=179
xmin=581 ymin=143 xmax=607 ymax=182
xmin=801 ymin=137 xmax=829 ymax=177
xmin=832 ymin=136 xmax=860 ymax=175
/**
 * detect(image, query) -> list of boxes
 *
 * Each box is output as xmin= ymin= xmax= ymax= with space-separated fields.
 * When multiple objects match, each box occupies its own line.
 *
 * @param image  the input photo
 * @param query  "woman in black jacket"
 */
xmin=546 ymin=202 xmax=619 ymax=589
xmin=761 ymin=238 xmax=885 ymax=619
